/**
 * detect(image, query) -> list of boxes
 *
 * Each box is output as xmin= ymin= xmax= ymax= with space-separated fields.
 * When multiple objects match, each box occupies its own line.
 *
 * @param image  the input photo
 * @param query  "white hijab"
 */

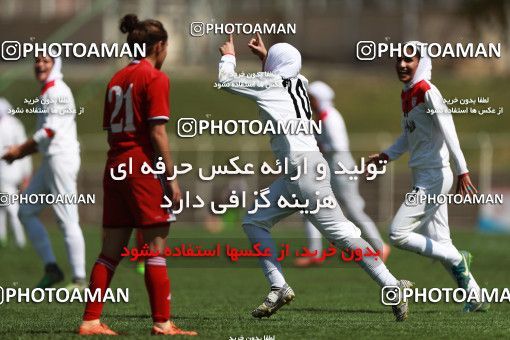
xmin=308 ymin=81 xmax=334 ymax=111
xmin=46 ymin=49 xmax=63 ymax=83
xmin=404 ymin=40 xmax=432 ymax=89
xmin=264 ymin=43 xmax=302 ymax=79
xmin=0 ymin=97 xmax=12 ymax=119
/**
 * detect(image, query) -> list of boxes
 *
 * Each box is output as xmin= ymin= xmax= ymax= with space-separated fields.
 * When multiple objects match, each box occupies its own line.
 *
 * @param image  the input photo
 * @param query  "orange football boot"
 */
xmin=151 ymin=321 xmax=197 ymax=336
xmin=78 ymin=322 xmax=118 ymax=335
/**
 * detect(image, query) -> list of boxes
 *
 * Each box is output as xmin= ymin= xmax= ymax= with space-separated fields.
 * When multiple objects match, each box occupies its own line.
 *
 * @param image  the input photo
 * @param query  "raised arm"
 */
xmin=218 ymin=34 xmax=280 ymax=100
xmin=248 ymin=32 xmax=267 ymax=69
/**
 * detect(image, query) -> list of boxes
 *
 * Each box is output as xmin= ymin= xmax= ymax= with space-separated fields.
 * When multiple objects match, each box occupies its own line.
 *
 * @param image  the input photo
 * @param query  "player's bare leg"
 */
xmin=78 ymin=227 xmax=133 ymax=335
xmin=141 ymin=225 xmax=197 ymax=336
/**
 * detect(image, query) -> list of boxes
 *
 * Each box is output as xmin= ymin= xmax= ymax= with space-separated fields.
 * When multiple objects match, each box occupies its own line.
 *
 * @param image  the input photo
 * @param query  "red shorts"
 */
xmin=102 ymin=173 xmax=176 ymax=229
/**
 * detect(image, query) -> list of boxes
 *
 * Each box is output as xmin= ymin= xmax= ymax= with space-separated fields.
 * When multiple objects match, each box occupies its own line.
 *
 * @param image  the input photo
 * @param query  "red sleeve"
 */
xmin=146 ymin=72 xmax=170 ymax=121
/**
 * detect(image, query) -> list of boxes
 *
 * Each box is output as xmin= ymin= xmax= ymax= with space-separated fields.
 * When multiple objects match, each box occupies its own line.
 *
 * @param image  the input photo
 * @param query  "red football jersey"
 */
xmin=103 ymin=58 xmax=170 ymax=163
xmin=102 ymin=59 xmax=174 ymax=228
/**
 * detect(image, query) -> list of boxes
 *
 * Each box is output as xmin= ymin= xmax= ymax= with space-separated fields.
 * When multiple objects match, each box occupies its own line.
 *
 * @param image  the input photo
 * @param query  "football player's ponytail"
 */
xmin=119 ymin=14 xmax=168 ymax=58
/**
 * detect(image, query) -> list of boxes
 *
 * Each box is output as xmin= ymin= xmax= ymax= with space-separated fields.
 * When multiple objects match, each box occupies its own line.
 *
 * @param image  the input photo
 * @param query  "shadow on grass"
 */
xmin=0 ymin=330 xmax=76 ymax=335
xmin=286 ymin=307 xmax=441 ymax=314
xmin=106 ymin=313 xmax=208 ymax=320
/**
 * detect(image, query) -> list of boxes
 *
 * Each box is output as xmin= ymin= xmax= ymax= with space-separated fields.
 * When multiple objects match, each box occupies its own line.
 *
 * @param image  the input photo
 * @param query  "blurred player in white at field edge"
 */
xmin=2 ymin=53 xmax=86 ymax=291
xmin=218 ymin=33 xmax=412 ymax=321
xmin=295 ymin=81 xmax=390 ymax=267
xmin=0 ymin=98 xmax=32 ymax=248
xmin=366 ymin=41 xmax=489 ymax=313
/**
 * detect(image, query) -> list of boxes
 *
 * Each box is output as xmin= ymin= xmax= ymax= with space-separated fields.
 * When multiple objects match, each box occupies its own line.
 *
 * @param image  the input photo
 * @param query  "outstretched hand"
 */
xmin=219 ymin=34 xmax=235 ymax=56
xmin=248 ymin=32 xmax=267 ymax=61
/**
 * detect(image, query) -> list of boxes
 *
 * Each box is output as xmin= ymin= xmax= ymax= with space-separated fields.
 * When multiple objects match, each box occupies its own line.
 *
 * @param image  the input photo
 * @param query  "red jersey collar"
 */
xmin=40 ymin=80 xmax=56 ymax=95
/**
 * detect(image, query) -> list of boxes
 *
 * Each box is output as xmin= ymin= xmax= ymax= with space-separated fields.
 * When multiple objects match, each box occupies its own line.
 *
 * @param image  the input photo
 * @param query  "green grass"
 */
xmin=4 ymin=74 xmax=510 ymax=171
xmin=4 ymin=75 xmax=509 ymax=135
xmin=0 ymin=225 xmax=509 ymax=339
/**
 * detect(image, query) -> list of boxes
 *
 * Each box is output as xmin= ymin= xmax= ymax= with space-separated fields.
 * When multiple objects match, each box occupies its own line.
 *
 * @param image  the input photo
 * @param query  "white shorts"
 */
xmin=390 ymin=167 xmax=454 ymax=244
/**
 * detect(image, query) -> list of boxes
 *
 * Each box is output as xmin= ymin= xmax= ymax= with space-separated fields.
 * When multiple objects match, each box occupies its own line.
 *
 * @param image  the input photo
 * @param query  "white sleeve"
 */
xmin=383 ymin=131 xmax=408 ymax=160
xmin=425 ymin=87 xmax=468 ymax=175
xmin=218 ymin=55 xmax=280 ymax=100
xmin=33 ymin=87 xmax=76 ymax=148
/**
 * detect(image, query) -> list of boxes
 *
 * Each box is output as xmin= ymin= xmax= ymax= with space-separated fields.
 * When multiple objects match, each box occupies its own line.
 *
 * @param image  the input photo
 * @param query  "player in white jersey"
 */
xmin=366 ymin=41 xmax=489 ymax=312
xmin=296 ymin=81 xmax=390 ymax=267
xmin=2 ymin=54 xmax=86 ymax=290
xmin=218 ymin=33 xmax=412 ymax=321
xmin=0 ymin=98 xmax=31 ymax=248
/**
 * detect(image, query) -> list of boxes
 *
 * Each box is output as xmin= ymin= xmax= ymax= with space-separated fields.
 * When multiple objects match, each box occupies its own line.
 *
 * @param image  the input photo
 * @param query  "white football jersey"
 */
xmin=35 ymin=79 xmax=80 ymax=157
xmin=383 ymin=79 xmax=468 ymax=175
xmin=218 ymin=54 xmax=319 ymax=169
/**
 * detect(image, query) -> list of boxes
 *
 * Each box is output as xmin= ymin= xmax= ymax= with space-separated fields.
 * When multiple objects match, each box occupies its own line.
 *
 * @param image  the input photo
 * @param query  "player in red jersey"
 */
xmin=78 ymin=14 xmax=197 ymax=336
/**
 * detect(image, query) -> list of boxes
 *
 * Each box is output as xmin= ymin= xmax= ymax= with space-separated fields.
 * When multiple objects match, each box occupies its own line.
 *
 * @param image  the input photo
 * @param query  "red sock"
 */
xmin=145 ymin=256 xmax=170 ymax=322
xmin=83 ymin=254 xmax=119 ymax=321
xmin=136 ymin=230 xmax=144 ymax=265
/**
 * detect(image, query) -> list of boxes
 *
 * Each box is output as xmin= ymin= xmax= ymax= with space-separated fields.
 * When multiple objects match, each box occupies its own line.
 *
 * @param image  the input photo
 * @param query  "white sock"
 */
xmin=401 ymin=232 xmax=462 ymax=266
xmin=346 ymin=209 xmax=384 ymax=252
xmin=243 ymin=224 xmax=286 ymax=289
xmin=340 ymin=237 xmax=398 ymax=287
xmin=304 ymin=219 xmax=323 ymax=259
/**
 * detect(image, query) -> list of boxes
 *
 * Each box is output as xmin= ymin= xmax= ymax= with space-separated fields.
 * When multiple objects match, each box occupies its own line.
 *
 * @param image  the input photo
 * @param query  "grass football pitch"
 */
xmin=0 ymin=225 xmax=509 ymax=339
